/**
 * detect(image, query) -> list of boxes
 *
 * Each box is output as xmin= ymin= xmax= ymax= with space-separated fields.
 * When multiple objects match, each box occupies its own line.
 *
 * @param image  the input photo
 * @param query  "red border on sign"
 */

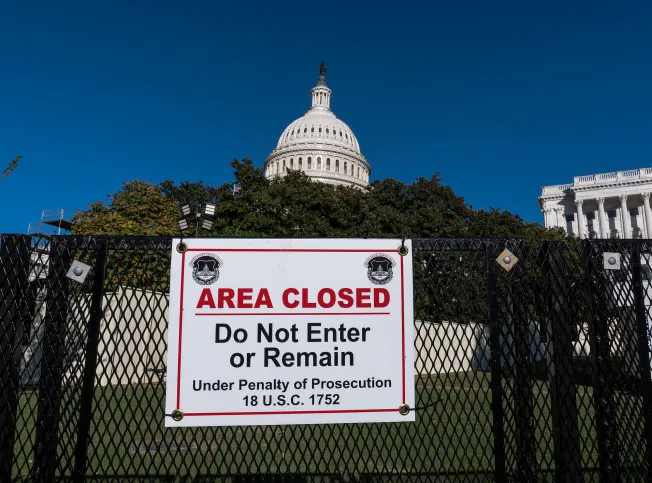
xmin=175 ymin=247 xmax=407 ymax=417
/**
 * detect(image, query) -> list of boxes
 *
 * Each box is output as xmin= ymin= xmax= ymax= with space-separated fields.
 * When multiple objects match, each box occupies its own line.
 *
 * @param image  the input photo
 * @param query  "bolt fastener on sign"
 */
xmin=399 ymin=404 xmax=410 ymax=416
xmin=73 ymin=267 xmax=83 ymax=276
xmin=171 ymin=409 xmax=184 ymax=421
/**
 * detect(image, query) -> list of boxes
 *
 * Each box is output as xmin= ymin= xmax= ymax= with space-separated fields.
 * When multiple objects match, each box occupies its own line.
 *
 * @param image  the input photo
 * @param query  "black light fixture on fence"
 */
xmin=178 ymin=203 xmax=216 ymax=236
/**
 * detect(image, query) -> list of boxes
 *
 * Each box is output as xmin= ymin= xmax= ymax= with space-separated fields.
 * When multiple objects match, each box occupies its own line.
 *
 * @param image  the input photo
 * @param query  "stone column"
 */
xmin=619 ymin=194 xmax=631 ymax=238
xmin=549 ymin=209 xmax=557 ymax=228
xmin=555 ymin=207 xmax=565 ymax=230
xmin=643 ymin=193 xmax=652 ymax=238
xmin=542 ymin=209 xmax=551 ymax=228
xmin=575 ymin=199 xmax=585 ymax=238
xmin=597 ymin=197 xmax=608 ymax=239
xmin=552 ymin=207 xmax=566 ymax=231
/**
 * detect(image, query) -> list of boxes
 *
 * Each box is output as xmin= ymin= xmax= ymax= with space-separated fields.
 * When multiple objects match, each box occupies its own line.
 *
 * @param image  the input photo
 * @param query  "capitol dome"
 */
xmin=264 ymin=64 xmax=370 ymax=188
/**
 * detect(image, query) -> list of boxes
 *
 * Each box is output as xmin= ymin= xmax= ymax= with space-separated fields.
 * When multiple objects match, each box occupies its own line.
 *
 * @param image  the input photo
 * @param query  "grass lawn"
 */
xmin=10 ymin=371 xmax=646 ymax=481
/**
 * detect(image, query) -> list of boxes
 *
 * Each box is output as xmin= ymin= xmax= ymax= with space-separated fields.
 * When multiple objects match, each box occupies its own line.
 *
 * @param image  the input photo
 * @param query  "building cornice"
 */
xmin=538 ymin=193 xmax=567 ymax=200
xmin=571 ymin=178 xmax=652 ymax=193
xmin=541 ymin=167 xmax=652 ymax=197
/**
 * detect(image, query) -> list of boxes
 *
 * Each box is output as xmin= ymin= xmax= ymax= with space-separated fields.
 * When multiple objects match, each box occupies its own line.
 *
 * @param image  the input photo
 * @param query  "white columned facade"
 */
xmin=575 ymin=200 xmax=585 ymax=238
xmin=540 ymin=167 xmax=652 ymax=239
xmin=619 ymin=195 xmax=631 ymax=238
xmin=596 ymin=197 xmax=608 ymax=239
xmin=644 ymin=193 xmax=652 ymax=238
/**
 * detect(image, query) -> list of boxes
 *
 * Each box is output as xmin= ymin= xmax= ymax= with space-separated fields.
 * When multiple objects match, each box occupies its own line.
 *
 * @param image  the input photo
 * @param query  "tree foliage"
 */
xmin=72 ymin=180 xmax=180 ymax=235
xmin=72 ymin=159 xmax=569 ymax=322
xmin=0 ymin=156 xmax=21 ymax=183
xmin=73 ymin=158 xmax=566 ymax=241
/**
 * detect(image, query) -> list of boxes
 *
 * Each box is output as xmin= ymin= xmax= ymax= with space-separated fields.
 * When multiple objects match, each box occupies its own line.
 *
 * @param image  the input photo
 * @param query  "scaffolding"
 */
xmin=25 ymin=209 xmax=74 ymax=283
xmin=27 ymin=208 xmax=74 ymax=237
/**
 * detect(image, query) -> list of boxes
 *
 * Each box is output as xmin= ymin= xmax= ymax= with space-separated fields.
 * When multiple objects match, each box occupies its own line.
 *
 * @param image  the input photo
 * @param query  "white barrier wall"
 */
xmin=414 ymin=320 xmax=486 ymax=374
xmin=21 ymin=291 xmax=643 ymax=385
xmin=20 ymin=287 xmax=169 ymax=387
xmin=95 ymin=287 xmax=169 ymax=386
xmin=414 ymin=320 xmax=548 ymax=375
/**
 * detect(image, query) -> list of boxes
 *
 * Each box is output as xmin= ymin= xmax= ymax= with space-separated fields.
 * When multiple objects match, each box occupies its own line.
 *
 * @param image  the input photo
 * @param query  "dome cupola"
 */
xmin=264 ymin=63 xmax=370 ymax=188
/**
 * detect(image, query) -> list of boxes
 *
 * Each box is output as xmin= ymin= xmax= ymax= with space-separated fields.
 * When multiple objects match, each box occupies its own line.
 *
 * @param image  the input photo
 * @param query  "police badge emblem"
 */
xmin=190 ymin=253 xmax=223 ymax=285
xmin=364 ymin=254 xmax=396 ymax=285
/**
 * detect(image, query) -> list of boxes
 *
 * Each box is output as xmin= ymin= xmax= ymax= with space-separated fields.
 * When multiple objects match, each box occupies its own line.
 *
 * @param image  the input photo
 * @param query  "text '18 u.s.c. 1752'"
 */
xmin=165 ymin=238 xmax=415 ymax=427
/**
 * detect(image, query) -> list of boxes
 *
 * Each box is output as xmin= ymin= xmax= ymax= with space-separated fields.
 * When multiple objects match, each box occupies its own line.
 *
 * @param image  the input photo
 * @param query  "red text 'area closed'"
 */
xmin=196 ymin=287 xmax=390 ymax=310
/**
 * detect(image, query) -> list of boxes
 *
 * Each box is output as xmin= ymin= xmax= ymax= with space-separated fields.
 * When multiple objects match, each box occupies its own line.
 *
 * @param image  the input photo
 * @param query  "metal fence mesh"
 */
xmin=1 ymin=235 xmax=651 ymax=482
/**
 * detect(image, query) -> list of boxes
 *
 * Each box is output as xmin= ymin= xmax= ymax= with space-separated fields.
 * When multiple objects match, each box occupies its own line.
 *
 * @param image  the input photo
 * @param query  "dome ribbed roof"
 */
xmin=264 ymin=64 xmax=370 ymax=189
xmin=276 ymin=111 xmax=361 ymax=154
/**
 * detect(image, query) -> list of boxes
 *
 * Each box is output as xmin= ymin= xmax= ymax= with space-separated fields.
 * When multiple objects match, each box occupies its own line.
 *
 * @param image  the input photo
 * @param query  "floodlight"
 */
xmin=201 ymin=219 xmax=214 ymax=230
xmin=181 ymin=205 xmax=191 ymax=216
xmin=204 ymin=203 xmax=216 ymax=217
xmin=178 ymin=219 xmax=189 ymax=231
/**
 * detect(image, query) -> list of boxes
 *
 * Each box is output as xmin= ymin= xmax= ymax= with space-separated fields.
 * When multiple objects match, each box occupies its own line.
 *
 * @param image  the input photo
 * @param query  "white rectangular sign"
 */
xmin=165 ymin=238 xmax=415 ymax=427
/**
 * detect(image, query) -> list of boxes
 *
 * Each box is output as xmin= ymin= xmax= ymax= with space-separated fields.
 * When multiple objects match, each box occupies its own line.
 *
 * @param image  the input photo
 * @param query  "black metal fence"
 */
xmin=1 ymin=235 xmax=651 ymax=482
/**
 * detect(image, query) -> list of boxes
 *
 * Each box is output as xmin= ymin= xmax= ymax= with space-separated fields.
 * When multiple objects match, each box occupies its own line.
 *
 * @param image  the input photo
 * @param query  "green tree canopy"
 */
xmin=73 ymin=158 xmax=566 ymax=241
xmin=72 ymin=180 xmax=180 ymax=235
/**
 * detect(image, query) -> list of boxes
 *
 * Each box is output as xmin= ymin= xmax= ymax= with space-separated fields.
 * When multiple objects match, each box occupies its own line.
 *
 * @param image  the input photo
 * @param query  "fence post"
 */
xmin=486 ymin=242 xmax=507 ymax=483
xmin=629 ymin=242 xmax=652 ymax=480
xmin=542 ymin=241 xmax=582 ymax=482
xmin=32 ymin=239 xmax=72 ymax=483
xmin=509 ymin=248 xmax=537 ymax=482
xmin=73 ymin=240 xmax=107 ymax=482
xmin=0 ymin=235 xmax=31 ymax=482
xmin=583 ymin=240 xmax=619 ymax=482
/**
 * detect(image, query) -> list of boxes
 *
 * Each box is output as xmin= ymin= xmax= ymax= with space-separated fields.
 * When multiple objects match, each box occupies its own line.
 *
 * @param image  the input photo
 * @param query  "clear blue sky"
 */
xmin=1 ymin=1 xmax=651 ymax=234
